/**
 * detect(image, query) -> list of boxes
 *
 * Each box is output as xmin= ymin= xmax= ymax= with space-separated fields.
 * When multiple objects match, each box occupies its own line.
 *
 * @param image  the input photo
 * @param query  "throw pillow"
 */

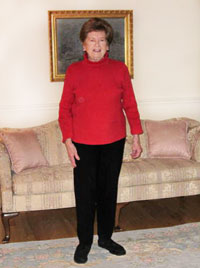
xmin=145 ymin=119 xmax=191 ymax=159
xmin=0 ymin=129 xmax=48 ymax=173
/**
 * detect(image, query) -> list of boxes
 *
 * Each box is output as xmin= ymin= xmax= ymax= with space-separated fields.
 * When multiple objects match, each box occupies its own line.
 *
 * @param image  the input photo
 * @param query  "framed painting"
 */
xmin=48 ymin=10 xmax=133 ymax=82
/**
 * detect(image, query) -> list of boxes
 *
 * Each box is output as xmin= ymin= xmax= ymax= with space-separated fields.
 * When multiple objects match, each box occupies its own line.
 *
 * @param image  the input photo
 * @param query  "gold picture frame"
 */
xmin=48 ymin=10 xmax=133 ymax=82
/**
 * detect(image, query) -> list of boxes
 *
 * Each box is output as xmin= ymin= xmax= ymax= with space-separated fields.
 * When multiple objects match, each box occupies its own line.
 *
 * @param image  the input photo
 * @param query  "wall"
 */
xmin=0 ymin=0 xmax=200 ymax=127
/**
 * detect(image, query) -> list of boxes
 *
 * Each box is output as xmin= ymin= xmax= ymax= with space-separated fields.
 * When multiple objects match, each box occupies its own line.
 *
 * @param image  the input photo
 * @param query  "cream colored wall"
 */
xmin=0 ymin=0 xmax=200 ymax=127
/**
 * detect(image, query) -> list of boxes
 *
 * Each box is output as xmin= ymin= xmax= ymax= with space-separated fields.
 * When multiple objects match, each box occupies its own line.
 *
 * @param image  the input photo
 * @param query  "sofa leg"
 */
xmin=1 ymin=212 xmax=19 ymax=243
xmin=114 ymin=202 xmax=129 ymax=232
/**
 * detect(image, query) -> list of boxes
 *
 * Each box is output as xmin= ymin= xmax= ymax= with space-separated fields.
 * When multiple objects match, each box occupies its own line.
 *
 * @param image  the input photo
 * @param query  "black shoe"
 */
xmin=98 ymin=239 xmax=126 ymax=256
xmin=74 ymin=244 xmax=91 ymax=264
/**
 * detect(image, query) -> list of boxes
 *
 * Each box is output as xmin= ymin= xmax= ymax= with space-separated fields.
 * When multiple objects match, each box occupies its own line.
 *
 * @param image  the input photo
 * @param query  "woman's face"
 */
xmin=83 ymin=31 xmax=109 ymax=62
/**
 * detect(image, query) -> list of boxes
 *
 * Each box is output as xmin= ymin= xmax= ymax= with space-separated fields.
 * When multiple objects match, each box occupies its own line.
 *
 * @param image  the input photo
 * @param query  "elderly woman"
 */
xmin=59 ymin=18 xmax=143 ymax=264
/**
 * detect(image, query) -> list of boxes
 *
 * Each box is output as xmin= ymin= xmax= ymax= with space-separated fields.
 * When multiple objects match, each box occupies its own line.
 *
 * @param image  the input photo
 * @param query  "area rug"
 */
xmin=1 ymin=222 xmax=200 ymax=268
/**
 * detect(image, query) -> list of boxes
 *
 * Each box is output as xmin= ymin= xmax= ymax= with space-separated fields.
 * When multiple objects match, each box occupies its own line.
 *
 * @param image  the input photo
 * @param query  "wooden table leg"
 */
xmin=114 ymin=202 xmax=129 ymax=232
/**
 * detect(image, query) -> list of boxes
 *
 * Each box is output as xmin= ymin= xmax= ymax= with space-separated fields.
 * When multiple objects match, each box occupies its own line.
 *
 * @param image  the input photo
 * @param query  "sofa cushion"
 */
xmin=13 ymin=159 xmax=200 ymax=195
xmin=119 ymin=158 xmax=200 ymax=187
xmin=0 ymin=130 xmax=48 ymax=173
xmin=33 ymin=121 xmax=70 ymax=166
xmin=145 ymin=119 xmax=191 ymax=159
xmin=13 ymin=164 xmax=73 ymax=195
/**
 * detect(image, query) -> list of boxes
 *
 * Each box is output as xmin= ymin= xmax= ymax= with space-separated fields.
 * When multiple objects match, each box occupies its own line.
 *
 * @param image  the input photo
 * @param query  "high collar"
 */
xmin=83 ymin=52 xmax=109 ymax=65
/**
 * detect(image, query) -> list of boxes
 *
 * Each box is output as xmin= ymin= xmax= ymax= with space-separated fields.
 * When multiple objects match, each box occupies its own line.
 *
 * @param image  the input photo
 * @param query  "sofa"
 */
xmin=0 ymin=117 xmax=200 ymax=243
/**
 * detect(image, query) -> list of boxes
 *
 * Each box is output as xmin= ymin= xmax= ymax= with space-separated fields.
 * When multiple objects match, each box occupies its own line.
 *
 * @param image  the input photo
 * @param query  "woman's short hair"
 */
xmin=80 ymin=18 xmax=114 ymax=45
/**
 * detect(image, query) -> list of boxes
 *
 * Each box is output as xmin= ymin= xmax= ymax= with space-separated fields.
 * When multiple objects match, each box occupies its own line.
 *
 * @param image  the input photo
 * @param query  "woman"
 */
xmin=59 ymin=18 xmax=143 ymax=264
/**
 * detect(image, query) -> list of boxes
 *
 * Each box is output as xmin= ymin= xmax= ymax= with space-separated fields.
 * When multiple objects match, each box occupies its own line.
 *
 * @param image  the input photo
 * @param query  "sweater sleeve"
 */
xmin=58 ymin=66 xmax=75 ymax=143
xmin=121 ymin=65 xmax=143 ymax=135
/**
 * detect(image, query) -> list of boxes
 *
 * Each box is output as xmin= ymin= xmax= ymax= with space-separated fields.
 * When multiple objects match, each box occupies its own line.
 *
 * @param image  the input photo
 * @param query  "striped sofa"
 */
xmin=0 ymin=118 xmax=200 ymax=242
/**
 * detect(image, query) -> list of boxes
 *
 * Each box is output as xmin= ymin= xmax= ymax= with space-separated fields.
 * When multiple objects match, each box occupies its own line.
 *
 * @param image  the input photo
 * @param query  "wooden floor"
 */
xmin=1 ymin=195 xmax=200 ymax=244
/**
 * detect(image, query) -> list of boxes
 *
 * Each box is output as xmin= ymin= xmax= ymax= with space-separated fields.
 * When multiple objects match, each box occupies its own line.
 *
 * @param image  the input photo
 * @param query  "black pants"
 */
xmin=73 ymin=138 xmax=125 ymax=246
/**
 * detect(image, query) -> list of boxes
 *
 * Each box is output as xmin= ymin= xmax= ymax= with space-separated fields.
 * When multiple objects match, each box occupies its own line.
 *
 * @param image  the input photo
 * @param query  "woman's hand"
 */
xmin=130 ymin=135 xmax=142 ymax=159
xmin=65 ymin=138 xmax=80 ymax=168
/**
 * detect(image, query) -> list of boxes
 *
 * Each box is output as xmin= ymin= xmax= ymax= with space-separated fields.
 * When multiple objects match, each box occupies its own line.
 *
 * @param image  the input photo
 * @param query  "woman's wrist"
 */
xmin=132 ymin=134 xmax=139 ymax=143
xmin=65 ymin=138 xmax=72 ymax=145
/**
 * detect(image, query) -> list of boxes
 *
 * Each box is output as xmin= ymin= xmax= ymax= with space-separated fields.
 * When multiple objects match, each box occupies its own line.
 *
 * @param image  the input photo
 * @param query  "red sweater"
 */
xmin=59 ymin=53 xmax=143 ymax=145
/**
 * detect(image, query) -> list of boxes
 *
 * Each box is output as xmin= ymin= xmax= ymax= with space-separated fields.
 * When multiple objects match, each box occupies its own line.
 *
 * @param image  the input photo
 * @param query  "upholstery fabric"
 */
xmin=193 ymin=133 xmax=200 ymax=162
xmin=33 ymin=121 xmax=70 ymax=166
xmin=12 ymin=192 xmax=76 ymax=212
xmin=3 ymin=179 xmax=200 ymax=212
xmin=13 ymin=165 xmax=73 ymax=195
xmin=6 ymin=158 xmax=199 ymax=213
xmin=119 ymin=158 xmax=200 ymax=187
xmin=0 ymin=130 xmax=48 ymax=173
xmin=13 ymin=158 xmax=200 ymax=196
xmin=117 ymin=180 xmax=200 ymax=203
xmin=123 ymin=120 xmax=147 ymax=161
xmin=0 ymin=143 xmax=12 ymax=190
xmin=0 ymin=119 xmax=200 ymax=214
xmin=145 ymin=119 xmax=191 ymax=159
xmin=0 ymin=143 xmax=12 ymax=210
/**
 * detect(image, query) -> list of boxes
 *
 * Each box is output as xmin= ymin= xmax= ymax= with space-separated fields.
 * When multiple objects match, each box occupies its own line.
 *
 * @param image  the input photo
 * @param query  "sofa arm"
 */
xmin=0 ymin=143 xmax=13 ymax=212
xmin=193 ymin=133 xmax=200 ymax=162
